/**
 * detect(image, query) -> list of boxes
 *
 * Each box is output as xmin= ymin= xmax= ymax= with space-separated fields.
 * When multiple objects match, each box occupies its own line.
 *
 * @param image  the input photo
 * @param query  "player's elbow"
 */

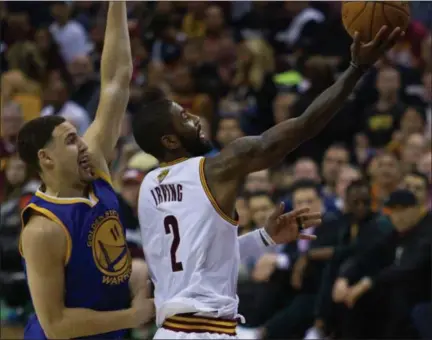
xmin=40 ymin=316 xmax=69 ymax=339
xmin=115 ymin=64 xmax=133 ymax=85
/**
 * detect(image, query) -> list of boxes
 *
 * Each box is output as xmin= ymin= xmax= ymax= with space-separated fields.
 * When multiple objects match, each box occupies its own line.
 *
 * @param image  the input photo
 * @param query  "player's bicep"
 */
xmin=22 ymin=216 xmax=67 ymax=331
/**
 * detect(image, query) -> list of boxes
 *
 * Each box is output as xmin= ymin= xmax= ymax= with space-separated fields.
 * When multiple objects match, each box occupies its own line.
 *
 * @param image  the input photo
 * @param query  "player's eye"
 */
xmin=66 ymin=134 xmax=76 ymax=144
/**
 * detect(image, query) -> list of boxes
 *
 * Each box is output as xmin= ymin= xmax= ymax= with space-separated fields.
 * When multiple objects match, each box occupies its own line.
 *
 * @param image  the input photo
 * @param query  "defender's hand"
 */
xmin=131 ymin=293 xmax=155 ymax=327
xmin=264 ymin=203 xmax=322 ymax=245
xmin=351 ymin=26 xmax=404 ymax=68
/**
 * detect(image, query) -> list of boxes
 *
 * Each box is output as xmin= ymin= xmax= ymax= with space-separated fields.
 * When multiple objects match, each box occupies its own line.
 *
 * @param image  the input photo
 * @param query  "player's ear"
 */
xmin=38 ymin=149 xmax=54 ymax=168
xmin=161 ymin=134 xmax=181 ymax=151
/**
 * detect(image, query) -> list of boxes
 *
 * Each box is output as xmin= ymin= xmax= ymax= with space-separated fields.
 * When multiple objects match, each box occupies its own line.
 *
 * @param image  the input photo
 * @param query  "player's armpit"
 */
xmin=206 ymin=65 xmax=364 ymax=181
xmin=22 ymin=216 xmax=138 ymax=338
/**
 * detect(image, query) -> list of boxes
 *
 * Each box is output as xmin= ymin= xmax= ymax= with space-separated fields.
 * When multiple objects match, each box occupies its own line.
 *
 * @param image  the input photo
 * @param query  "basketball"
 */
xmin=342 ymin=2 xmax=410 ymax=42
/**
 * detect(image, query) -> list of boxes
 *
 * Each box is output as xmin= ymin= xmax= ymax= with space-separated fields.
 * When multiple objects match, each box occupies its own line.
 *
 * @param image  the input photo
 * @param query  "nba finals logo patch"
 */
xmin=88 ymin=210 xmax=132 ymax=285
xmin=158 ymin=169 xmax=169 ymax=183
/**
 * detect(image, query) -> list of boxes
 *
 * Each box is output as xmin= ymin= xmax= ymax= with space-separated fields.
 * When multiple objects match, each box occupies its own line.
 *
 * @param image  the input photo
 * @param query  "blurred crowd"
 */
xmin=0 ymin=1 xmax=431 ymax=339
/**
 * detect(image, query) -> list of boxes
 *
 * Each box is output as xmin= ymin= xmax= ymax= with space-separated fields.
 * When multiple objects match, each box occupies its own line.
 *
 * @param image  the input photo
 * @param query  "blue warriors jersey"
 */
xmin=20 ymin=170 xmax=132 ymax=340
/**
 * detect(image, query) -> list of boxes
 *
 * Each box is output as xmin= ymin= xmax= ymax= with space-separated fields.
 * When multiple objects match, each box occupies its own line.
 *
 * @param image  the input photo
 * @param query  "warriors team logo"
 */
xmin=88 ymin=210 xmax=132 ymax=285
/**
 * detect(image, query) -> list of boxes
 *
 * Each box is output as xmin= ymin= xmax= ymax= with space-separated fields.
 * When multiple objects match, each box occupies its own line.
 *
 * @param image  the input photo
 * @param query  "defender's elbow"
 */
xmin=42 ymin=321 xmax=68 ymax=339
xmin=117 ymin=65 xmax=133 ymax=85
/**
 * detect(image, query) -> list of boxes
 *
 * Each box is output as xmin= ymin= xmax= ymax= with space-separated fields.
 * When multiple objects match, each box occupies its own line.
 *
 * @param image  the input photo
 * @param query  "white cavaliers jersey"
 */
xmin=138 ymin=157 xmax=240 ymax=326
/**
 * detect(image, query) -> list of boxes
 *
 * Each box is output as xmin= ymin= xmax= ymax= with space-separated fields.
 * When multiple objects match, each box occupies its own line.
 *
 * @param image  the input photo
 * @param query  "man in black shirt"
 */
xmin=333 ymin=189 xmax=431 ymax=338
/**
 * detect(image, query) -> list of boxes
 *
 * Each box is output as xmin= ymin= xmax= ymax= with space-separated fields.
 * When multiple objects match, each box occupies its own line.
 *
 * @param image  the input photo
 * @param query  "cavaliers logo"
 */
xmin=89 ymin=211 xmax=132 ymax=285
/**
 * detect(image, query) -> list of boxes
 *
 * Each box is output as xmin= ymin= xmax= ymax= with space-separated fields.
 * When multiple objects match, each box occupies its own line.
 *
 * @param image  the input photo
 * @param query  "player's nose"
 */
xmin=78 ymin=138 xmax=89 ymax=152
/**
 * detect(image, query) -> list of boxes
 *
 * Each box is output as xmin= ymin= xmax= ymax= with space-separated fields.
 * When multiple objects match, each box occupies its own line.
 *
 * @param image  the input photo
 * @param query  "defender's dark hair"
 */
xmin=346 ymin=179 xmax=370 ymax=196
xmin=132 ymin=87 xmax=174 ymax=159
xmin=17 ymin=115 xmax=66 ymax=172
xmin=290 ymin=179 xmax=320 ymax=197
xmin=405 ymin=171 xmax=429 ymax=189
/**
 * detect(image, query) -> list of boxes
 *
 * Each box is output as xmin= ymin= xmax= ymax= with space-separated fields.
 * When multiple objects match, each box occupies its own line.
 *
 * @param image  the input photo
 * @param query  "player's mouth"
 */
xmin=78 ymin=154 xmax=91 ymax=172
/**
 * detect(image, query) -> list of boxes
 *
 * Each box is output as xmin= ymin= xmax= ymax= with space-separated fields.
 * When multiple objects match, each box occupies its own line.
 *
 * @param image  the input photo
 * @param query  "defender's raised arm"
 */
xmin=84 ymin=1 xmax=132 ymax=165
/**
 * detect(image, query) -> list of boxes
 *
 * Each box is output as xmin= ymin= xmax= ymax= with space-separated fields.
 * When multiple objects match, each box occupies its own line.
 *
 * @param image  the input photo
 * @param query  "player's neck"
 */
xmin=41 ymin=175 xmax=87 ymax=199
xmin=160 ymin=151 xmax=189 ymax=165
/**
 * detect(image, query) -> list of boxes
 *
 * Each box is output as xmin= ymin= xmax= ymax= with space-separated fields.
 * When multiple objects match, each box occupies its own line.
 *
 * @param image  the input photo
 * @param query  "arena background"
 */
xmin=1 ymin=1 xmax=431 ymax=339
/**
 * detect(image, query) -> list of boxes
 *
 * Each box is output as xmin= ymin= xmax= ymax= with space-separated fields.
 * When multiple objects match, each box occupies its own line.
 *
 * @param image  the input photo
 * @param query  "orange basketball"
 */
xmin=342 ymin=1 xmax=410 ymax=42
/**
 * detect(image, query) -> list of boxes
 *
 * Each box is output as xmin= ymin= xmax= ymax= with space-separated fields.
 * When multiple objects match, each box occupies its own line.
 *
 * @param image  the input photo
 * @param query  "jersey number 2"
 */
xmin=164 ymin=215 xmax=183 ymax=272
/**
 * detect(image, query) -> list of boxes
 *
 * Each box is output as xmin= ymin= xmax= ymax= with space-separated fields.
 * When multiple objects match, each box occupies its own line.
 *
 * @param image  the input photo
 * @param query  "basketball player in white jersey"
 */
xmin=132 ymin=26 xmax=403 ymax=339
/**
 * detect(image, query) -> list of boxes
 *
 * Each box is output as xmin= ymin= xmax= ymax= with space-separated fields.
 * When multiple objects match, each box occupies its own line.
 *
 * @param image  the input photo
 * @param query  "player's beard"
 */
xmin=178 ymin=133 xmax=214 ymax=157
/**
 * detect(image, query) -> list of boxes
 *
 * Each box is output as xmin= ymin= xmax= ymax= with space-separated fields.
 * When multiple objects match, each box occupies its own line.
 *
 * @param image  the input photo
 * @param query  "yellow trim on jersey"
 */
xmin=169 ymin=315 xmax=236 ymax=327
xmin=19 ymin=203 xmax=72 ymax=265
xmin=163 ymin=314 xmax=237 ymax=335
xmin=199 ymin=158 xmax=238 ymax=226
xmin=160 ymin=157 xmax=188 ymax=168
xmin=93 ymin=168 xmax=113 ymax=187
xmin=35 ymin=189 xmax=99 ymax=207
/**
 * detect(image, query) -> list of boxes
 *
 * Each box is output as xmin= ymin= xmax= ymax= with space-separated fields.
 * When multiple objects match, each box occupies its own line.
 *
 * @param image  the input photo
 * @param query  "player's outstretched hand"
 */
xmin=264 ymin=203 xmax=322 ymax=245
xmin=351 ymin=26 xmax=405 ymax=68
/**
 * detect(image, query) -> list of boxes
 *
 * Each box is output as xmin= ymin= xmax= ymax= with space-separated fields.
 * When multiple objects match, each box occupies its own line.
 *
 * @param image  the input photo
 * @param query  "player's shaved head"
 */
xmin=132 ymin=87 xmax=175 ymax=159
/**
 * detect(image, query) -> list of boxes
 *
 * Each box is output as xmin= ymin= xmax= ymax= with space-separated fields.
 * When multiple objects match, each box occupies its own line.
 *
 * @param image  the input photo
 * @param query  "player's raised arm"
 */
xmin=206 ymin=27 xmax=403 ymax=181
xmin=21 ymin=216 xmax=152 ymax=338
xmin=84 ymin=1 xmax=132 ymax=168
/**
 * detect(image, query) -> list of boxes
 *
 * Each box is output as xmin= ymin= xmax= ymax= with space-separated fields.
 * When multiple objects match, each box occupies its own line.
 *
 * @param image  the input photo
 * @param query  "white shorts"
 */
xmin=154 ymin=327 xmax=238 ymax=339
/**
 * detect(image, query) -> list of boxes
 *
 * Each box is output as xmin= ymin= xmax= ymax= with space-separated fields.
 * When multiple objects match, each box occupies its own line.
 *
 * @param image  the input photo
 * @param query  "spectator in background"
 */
xmin=250 ymin=180 xmax=333 ymax=339
xmin=306 ymin=180 xmax=391 ymax=339
xmin=335 ymin=190 xmax=431 ymax=338
xmin=321 ymin=143 xmax=350 ymax=197
xmin=417 ymin=152 xmax=432 ymax=208
xmin=247 ymin=191 xmax=275 ymax=228
xmin=334 ymin=165 xmax=362 ymax=211
xmin=399 ymin=133 xmax=428 ymax=175
xmin=1 ymin=101 xmax=24 ymax=198
xmin=181 ymin=2 xmax=207 ymax=39
xmin=202 ymin=5 xmax=232 ymax=63
xmin=215 ymin=115 xmax=244 ymax=149
xmin=118 ymin=152 xmax=159 ymax=259
xmin=388 ymin=106 xmax=427 ymax=156
xmin=422 ymin=71 xmax=431 ymax=138
xmin=293 ymin=158 xmax=321 ymax=183
xmin=1 ymin=101 xmax=23 ymax=163
xmin=33 ymin=27 xmax=69 ymax=83
xmin=168 ymin=65 xmax=213 ymax=122
xmin=49 ymin=1 xmax=92 ymax=63
xmin=68 ymin=54 xmax=100 ymax=118
xmin=401 ymin=171 xmax=431 ymax=213
xmin=231 ymin=38 xmax=277 ymax=135
xmin=370 ymin=152 xmax=401 ymax=211
xmin=5 ymin=13 xmax=46 ymax=84
xmin=363 ymin=66 xmax=406 ymax=148
xmin=40 ymin=75 xmax=90 ymax=135
xmin=0 ymin=154 xmax=39 ymax=325
xmin=150 ymin=14 xmax=183 ymax=66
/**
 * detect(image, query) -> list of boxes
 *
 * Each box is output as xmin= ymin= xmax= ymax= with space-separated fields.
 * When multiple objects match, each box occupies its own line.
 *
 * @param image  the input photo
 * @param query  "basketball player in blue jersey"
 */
xmin=16 ymin=2 xmax=154 ymax=339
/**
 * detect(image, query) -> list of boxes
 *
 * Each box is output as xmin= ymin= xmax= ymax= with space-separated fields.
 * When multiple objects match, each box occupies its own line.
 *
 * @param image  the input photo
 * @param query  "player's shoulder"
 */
xmin=22 ymin=214 xmax=66 ymax=249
